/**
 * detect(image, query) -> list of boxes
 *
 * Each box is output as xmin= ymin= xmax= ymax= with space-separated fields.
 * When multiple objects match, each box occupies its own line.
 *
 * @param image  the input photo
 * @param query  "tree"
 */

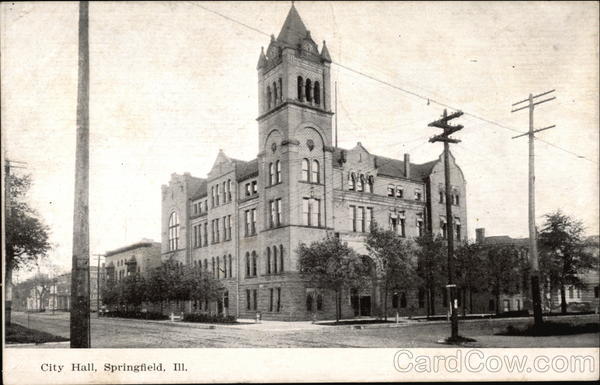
xmin=297 ymin=236 xmax=368 ymax=322
xmin=538 ymin=210 xmax=595 ymax=314
xmin=122 ymin=274 xmax=146 ymax=311
xmin=454 ymin=242 xmax=487 ymax=316
xmin=5 ymin=172 xmax=51 ymax=325
xmin=415 ymin=233 xmax=447 ymax=317
xmin=483 ymin=244 xmax=522 ymax=314
xmin=366 ymin=222 xmax=418 ymax=320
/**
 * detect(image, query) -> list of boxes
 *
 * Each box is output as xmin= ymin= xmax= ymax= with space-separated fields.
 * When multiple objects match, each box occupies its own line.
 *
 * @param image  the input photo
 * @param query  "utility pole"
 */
xmin=511 ymin=89 xmax=555 ymax=328
xmin=92 ymin=254 xmax=104 ymax=317
xmin=428 ymin=109 xmax=464 ymax=342
xmin=71 ymin=0 xmax=91 ymax=348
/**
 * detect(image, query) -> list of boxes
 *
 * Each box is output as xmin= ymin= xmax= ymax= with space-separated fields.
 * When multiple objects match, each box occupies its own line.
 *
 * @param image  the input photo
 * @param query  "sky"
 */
xmin=2 ymin=1 xmax=598 ymax=275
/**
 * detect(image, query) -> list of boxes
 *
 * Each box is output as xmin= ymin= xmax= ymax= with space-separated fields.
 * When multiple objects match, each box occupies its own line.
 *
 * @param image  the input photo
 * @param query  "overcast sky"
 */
xmin=2 ymin=1 xmax=598 ymax=274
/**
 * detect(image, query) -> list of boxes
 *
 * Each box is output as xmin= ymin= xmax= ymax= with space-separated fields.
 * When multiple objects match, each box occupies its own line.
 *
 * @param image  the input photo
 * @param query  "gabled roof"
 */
xmin=235 ymin=158 xmax=259 ymax=182
xmin=190 ymin=179 xmax=207 ymax=200
xmin=333 ymin=147 xmax=440 ymax=181
xmin=277 ymin=4 xmax=308 ymax=47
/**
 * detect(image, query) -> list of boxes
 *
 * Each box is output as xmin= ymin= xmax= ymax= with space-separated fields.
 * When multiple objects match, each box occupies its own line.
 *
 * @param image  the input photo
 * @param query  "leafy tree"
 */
xmin=454 ymin=242 xmax=487 ymax=315
xmin=184 ymin=266 xmax=222 ymax=306
xmin=415 ymin=233 xmax=447 ymax=317
xmin=297 ymin=236 xmax=369 ymax=322
xmin=483 ymin=244 xmax=522 ymax=314
xmin=5 ymin=173 xmax=51 ymax=325
xmin=366 ymin=222 xmax=418 ymax=319
xmin=122 ymin=274 xmax=146 ymax=310
xmin=538 ymin=211 xmax=596 ymax=314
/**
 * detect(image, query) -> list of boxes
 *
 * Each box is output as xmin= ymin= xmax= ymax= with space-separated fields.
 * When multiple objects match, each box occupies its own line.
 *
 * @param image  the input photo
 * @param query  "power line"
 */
xmin=182 ymin=2 xmax=596 ymax=164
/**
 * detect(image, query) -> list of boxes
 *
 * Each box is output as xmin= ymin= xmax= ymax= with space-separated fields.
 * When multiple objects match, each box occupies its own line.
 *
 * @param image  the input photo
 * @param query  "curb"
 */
xmin=6 ymin=340 xmax=70 ymax=347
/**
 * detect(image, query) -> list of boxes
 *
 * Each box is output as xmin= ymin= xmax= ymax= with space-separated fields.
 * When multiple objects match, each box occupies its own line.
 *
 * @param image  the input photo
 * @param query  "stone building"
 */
xmin=160 ymin=5 xmax=468 ymax=320
xmin=104 ymin=240 xmax=162 ymax=282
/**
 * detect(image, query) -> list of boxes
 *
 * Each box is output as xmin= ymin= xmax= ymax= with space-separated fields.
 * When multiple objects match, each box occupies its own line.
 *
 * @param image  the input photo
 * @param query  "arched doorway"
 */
xmin=351 ymin=256 xmax=377 ymax=317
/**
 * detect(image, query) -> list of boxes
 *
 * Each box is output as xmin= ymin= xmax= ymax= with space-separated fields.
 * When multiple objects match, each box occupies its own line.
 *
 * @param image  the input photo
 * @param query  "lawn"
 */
xmin=5 ymin=323 xmax=69 ymax=344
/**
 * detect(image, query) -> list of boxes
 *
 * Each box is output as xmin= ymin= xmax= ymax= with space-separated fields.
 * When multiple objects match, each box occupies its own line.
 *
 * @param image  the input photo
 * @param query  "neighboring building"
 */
xmin=161 ymin=5 xmax=468 ymax=320
xmin=27 ymin=266 xmax=102 ymax=312
xmin=104 ymin=240 xmax=162 ymax=282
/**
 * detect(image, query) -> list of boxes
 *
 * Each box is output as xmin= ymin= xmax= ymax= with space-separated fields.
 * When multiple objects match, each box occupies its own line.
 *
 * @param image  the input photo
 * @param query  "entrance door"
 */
xmin=360 ymin=296 xmax=371 ymax=316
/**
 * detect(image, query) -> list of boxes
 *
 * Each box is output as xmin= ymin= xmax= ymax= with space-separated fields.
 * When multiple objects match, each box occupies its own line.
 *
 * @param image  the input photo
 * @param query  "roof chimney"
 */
xmin=476 ymin=228 xmax=486 ymax=244
xmin=404 ymin=153 xmax=410 ymax=178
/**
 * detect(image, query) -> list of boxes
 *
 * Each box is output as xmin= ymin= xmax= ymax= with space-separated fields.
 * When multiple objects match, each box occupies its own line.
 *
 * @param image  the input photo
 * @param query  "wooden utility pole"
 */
xmin=511 ymin=89 xmax=555 ymax=328
xmin=428 ymin=109 xmax=464 ymax=342
xmin=71 ymin=0 xmax=91 ymax=348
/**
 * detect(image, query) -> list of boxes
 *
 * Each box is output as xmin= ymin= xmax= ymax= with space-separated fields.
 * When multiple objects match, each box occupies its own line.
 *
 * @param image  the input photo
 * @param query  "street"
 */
xmin=8 ymin=312 xmax=599 ymax=348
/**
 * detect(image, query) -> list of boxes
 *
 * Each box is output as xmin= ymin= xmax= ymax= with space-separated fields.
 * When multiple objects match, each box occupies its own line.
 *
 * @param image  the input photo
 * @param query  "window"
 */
xmin=245 ymin=183 xmax=251 ymax=197
xmin=267 ymin=86 xmax=272 ymax=109
xmin=245 ymin=252 xmax=250 ymax=277
xmin=387 ymin=184 xmax=395 ymax=197
xmin=392 ymin=293 xmax=399 ymax=308
xmin=252 ymin=251 xmax=257 ymax=276
xmin=302 ymin=198 xmax=321 ymax=227
xmin=418 ymin=288 xmax=425 ymax=308
xmin=278 ymin=78 xmax=283 ymax=103
xmin=203 ymin=223 xmax=208 ymax=246
xmin=455 ymin=218 xmax=461 ymax=241
xmin=595 ymin=286 xmax=599 ymax=298
xmin=416 ymin=214 xmax=424 ymax=237
xmin=400 ymin=292 xmax=407 ymax=308
xmin=399 ymin=212 xmax=406 ymax=237
xmin=215 ymin=184 xmax=220 ymax=206
xmin=350 ymin=205 xmax=356 ymax=232
xmin=227 ymin=215 xmax=232 ymax=240
xmin=349 ymin=173 xmax=355 ymax=190
xmin=204 ymin=259 xmax=208 ymax=272
xmin=222 ymin=216 xmax=227 ymax=242
xmin=455 ymin=194 xmax=460 ymax=206
xmin=211 ymin=257 xmax=215 ymax=276
xmin=266 ymin=248 xmax=271 ymax=274
xmin=216 ymin=256 xmax=220 ymax=279
xmin=277 ymin=288 xmax=281 ymax=312
xmin=314 ymin=81 xmax=320 ymax=105
xmin=168 ymin=212 xmax=179 ymax=251
xmin=366 ymin=207 xmax=373 ymax=233
xmin=193 ymin=224 xmax=201 ymax=248
xmin=253 ymin=289 xmax=258 ymax=311
xmin=316 ymin=293 xmax=323 ymax=311
xmin=227 ymin=179 xmax=232 ymax=202
xmin=415 ymin=188 xmax=422 ymax=201
xmin=273 ymin=246 xmax=278 ymax=273
xmin=440 ymin=217 xmax=447 ymax=239
xmin=306 ymin=294 xmax=313 ymax=312
xmin=279 ymin=245 xmax=284 ymax=273
xmin=357 ymin=206 xmax=365 ymax=232
xmin=302 ymin=159 xmax=309 ymax=181
xmin=211 ymin=186 xmax=215 ymax=207
xmin=439 ymin=190 xmax=445 ymax=203
xmin=568 ymin=286 xmax=574 ymax=299
xmin=223 ymin=256 xmax=227 ymax=278
xmin=297 ymin=76 xmax=304 ymax=101
xmin=311 ymin=160 xmax=320 ymax=183
xmin=272 ymin=81 xmax=278 ymax=105
xmin=356 ymin=174 xmax=363 ymax=192
xmin=276 ymin=160 xmax=281 ymax=183
xmin=215 ymin=218 xmax=220 ymax=242
xmin=251 ymin=208 xmax=256 ymax=235
xmin=269 ymin=163 xmax=275 ymax=186
xmin=276 ymin=199 xmax=282 ymax=226
xmin=246 ymin=289 xmax=251 ymax=310
xmin=222 ymin=181 xmax=226 ymax=203
xmin=252 ymin=180 xmax=258 ymax=194
xmin=390 ymin=214 xmax=398 ymax=232
xmin=368 ymin=175 xmax=374 ymax=193
xmin=245 ymin=210 xmax=250 ymax=236
xmin=305 ymin=79 xmax=312 ymax=102
xmin=270 ymin=200 xmax=276 ymax=228
xmin=269 ymin=288 xmax=274 ymax=312
xmin=396 ymin=187 xmax=404 ymax=198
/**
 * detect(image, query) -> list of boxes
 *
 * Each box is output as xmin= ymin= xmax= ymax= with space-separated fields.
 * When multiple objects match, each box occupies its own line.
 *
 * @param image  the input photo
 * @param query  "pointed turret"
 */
xmin=257 ymin=46 xmax=267 ymax=69
xmin=320 ymin=40 xmax=332 ymax=63
xmin=277 ymin=4 xmax=308 ymax=47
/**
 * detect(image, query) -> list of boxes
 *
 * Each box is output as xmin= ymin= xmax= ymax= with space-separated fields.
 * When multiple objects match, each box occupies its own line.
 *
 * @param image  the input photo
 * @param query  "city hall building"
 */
xmin=161 ymin=5 xmax=467 ymax=320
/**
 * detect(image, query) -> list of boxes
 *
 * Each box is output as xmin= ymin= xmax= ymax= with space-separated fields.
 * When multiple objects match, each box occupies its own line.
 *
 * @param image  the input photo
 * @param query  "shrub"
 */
xmin=495 ymin=310 xmax=529 ymax=318
xmin=103 ymin=310 xmax=168 ymax=320
xmin=183 ymin=313 xmax=237 ymax=324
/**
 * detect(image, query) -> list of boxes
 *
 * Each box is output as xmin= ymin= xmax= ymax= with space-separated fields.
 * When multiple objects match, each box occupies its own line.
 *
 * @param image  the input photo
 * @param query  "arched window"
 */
xmin=245 ymin=252 xmax=250 ymax=277
xmin=368 ymin=175 xmax=375 ymax=193
xmin=311 ymin=159 xmax=320 ymax=183
xmin=301 ymin=158 xmax=309 ymax=181
xmin=314 ymin=81 xmax=320 ymax=106
xmin=305 ymin=79 xmax=312 ymax=102
xmin=297 ymin=76 xmax=304 ymax=101
xmin=251 ymin=251 xmax=257 ymax=276
xmin=266 ymin=247 xmax=271 ymax=274
xmin=168 ymin=212 xmax=179 ymax=251
xmin=266 ymin=86 xmax=272 ymax=109
xmin=316 ymin=294 xmax=323 ymax=310
xmin=272 ymin=81 xmax=277 ymax=105
xmin=306 ymin=294 xmax=313 ymax=312
xmin=356 ymin=174 xmax=364 ymax=192
xmin=279 ymin=245 xmax=284 ymax=272
xmin=276 ymin=160 xmax=281 ymax=183
xmin=273 ymin=246 xmax=278 ymax=273
xmin=227 ymin=179 xmax=232 ymax=202
xmin=269 ymin=162 xmax=275 ymax=185
xmin=348 ymin=172 xmax=355 ymax=190
xmin=278 ymin=78 xmax=283 ymax=102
